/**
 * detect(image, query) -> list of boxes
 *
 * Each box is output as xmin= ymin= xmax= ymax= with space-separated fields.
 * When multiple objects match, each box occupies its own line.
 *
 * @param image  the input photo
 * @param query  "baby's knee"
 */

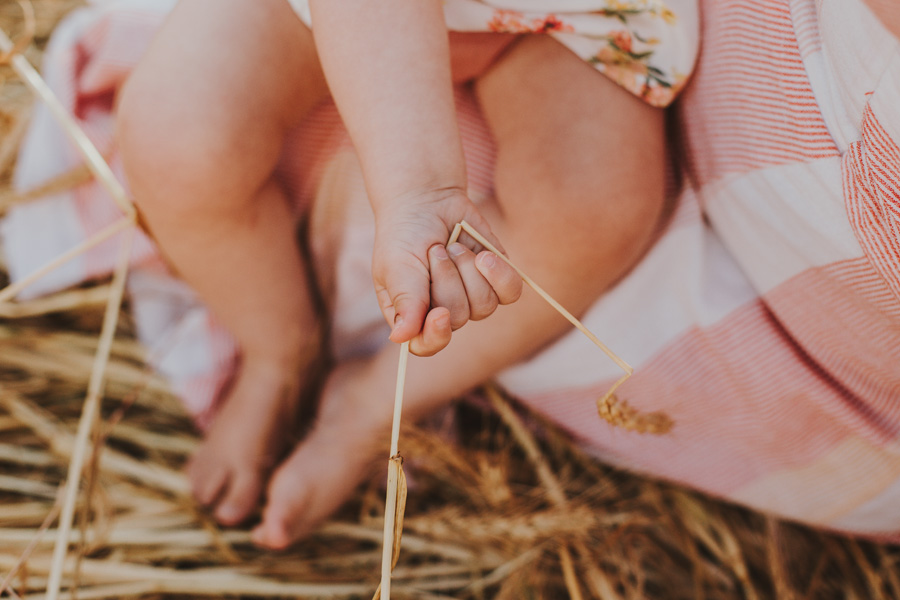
xmin=117 ymin=72 xmax=270 ymax=216
xmin=497 ymin=142 xmax=667 ymax=267
xmin=117 ymin=76 xmax=213 ymax=204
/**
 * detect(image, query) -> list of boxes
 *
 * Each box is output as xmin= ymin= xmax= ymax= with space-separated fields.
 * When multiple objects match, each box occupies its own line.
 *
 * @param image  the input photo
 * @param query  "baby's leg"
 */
xmin=475 ymin=35 xmax=668 ymax=292
xmin=249 ymin=34 xmax=670 ymax=549
xmin=117 ymin=0 xmax=329 ymax=525
xmin=268 ymin=38 xmax=667 ymax=543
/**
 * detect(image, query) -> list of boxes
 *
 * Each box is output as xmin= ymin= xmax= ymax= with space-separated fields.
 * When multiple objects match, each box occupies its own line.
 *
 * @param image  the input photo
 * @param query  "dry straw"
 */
xmin=3 ymin=3 xmax=900 ymax=599
xmin=377 ymin=219 xmax=672 ymax=598
xmin=0 ymin=15 xmax=138 ymax=600
xmin=5 ymin=13 xmax=666 ymax=597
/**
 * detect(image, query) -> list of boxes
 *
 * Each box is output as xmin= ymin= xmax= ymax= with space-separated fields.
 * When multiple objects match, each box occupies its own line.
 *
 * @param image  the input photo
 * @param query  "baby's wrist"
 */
xmin=369 ymin=180 xmax=469 ymax=212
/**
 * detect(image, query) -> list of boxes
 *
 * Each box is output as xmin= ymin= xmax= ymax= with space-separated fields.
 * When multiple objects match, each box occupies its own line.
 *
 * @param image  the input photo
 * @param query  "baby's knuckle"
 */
xmin=448 ymin=303 xmax=470 ymax=329
xmin=469 ymin=292 xmax=498 ymax=321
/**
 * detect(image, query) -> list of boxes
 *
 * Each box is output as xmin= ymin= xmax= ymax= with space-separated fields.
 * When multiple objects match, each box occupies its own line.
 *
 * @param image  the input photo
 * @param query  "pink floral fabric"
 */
xmin=287 ymin=0 xmax=699 ymax=107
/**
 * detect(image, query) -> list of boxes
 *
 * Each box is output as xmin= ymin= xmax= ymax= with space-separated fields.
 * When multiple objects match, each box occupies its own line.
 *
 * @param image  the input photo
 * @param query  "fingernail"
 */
xmin=435 ymin=312 xmax=451 ymax=329
xmin=479 ymin=252 xmax=496 ymax=268
xmin=392 ymin=315 xmax=404 ymax=333
xmin=431 ymin=244 xmax=449 ymax=260
xmin=448 ymin=243 xmax=466 ymax=257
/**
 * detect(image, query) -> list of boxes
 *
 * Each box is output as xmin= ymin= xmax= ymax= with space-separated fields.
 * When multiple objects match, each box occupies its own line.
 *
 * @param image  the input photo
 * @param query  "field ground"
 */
xmin=1 ymin=2 xmax=899 ymax=598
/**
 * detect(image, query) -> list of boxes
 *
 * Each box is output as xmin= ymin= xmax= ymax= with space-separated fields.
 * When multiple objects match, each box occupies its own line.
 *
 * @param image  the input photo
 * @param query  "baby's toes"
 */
xmin=253 ymin=432 xmax=377 ymax=549
xmin=187 ymin=448 xmax=266 ymax=526
xmin=214 ymin=470 xmax=264 ymax=526
xmin=251 ymin=454 xmax=316 ymax=549
xmin=251 ymin=510 xmax=296 ymax=550
xmin=187 ymin=455 xmax=228 ymax=508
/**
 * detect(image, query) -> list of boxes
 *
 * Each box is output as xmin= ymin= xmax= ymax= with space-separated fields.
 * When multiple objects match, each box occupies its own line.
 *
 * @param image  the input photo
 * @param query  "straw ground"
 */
xmin=2 ymin=2 xmax=900 ymax=598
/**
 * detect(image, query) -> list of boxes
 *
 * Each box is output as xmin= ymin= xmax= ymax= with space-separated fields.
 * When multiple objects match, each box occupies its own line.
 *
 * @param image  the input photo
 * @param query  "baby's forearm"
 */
xmin=355 ymin=217 xmax=615 ymax=420
xmin=308 ymin=0 xmax=466 ymax=205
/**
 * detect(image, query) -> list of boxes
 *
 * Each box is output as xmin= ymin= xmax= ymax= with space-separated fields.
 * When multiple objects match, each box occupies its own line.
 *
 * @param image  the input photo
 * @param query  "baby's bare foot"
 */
xmin=250 ymin=428 xmax=375 ymax=548
xmin=250 ymin=363 xmax=387 ymax=548
xmin=187 ymin=360 xmax=304 ymax=526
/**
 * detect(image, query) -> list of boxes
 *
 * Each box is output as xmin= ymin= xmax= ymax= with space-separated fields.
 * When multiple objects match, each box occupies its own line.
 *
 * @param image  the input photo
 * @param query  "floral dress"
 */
xmin=287 ymin=0 xmax=699 ymax=107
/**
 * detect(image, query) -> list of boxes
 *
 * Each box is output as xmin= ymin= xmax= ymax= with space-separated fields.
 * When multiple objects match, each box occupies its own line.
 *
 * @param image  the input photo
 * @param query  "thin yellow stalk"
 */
xmin=104 ymin=422 xmax=197 ymax=456
xmin=458 ymin=220 xmax=631 ymax=378
xmin=320 ymin=522 xmax=480 ymax=563
xmin=0 ymin=473 xmax=58 ymax=499
xmin=878 ymin=547 xmax=900 ymax=599
xmin=0 ymin=28 xmax=135 ymax=219
xmin=0 ymin=392 xmax=69 ymax=447
xmin=0 ymin=554 xmax=378 ymax=597
xmin=0 ymin=103 xmax=32 ymax=178
xmin=848 ymin=540 xmax=882 ymax=600
xmin=0 ymin=216 xmax=134 ymax=304
xmin=0 ymin=0 xmax=34 ymax=65
xmin=22 ymin=581 xmax=158 ymax=600
xmin=0 ymin=415 xmax=24 ymax=431
xmin=388 ymin=344 xmax=410 ymax=460
xmin=377 ymin=219 xmax=645 ymax=597
xmin=0 ymin=494 xmax=62 ymax=598
xmin=464 ymin=219 xmax=667 ymax=433
xmin=559 ymin=544 xmax=586 ymax=600
xmin=0 ymin=442 xmax=56 ymax=467
xmin=45 ymin=228 xmax=134 ymax=600
xmin=485 ymin=386 xmax=566 ymax=506
xmin=1 ymin=502 xmax=59 ymax=525
xmin=6 ymin=589 xmax=23 ymax=600
xmin=391 ymin=562 xmax=490 ymax=580
xmin=378 ymin=344 xmax=410 ymax=600
xmin=486 ymin=386 xmax=612 ymax=599
xmin=0 ymin=284 xmax=111 ymax=318
xmin=379 ymin=224 xmax=464 ymax=599
xmin=1 ymin=391 xmax=189 ymax=495
xmin=0 ymin=164 xmax=94 ymax=215
xmin=465 ymin=546 xmax=544 ymax=594
xmin=3 ymin=348 xmax=171 ymax=399
xmin=0 ymin=527 xmax=250 ymax=548
xmin=37 ymin=331 xmax=148 ymax=363
xmin=463 ymin=220 xmax=672 ymax=433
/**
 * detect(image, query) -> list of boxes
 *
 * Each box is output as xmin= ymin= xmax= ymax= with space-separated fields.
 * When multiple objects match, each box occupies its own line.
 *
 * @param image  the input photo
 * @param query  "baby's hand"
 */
xmin=372 ymin=188 xmax=522 ymax=356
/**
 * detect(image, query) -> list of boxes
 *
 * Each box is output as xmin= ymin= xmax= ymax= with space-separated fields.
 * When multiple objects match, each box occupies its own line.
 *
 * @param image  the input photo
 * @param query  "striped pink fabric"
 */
xmin=499 ymin=0 xmax=900 ymax=538
xmin=4 ymin=0 xmax=900 ymax=537
xmin=287 ymin=0 xmax=701 ymax=107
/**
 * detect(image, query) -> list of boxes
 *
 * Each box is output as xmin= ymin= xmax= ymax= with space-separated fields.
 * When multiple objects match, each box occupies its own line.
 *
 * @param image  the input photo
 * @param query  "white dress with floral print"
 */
xmin=287 ymin=0 xmax=699 ymax=107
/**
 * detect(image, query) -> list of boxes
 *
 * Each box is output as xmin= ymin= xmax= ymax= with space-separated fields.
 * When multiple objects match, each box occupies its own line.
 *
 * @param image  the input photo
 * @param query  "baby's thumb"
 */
xmin=389 ymin=294 xmax=429 ymax=343
xmin=376 ymin=280 xmax=430 ymax=344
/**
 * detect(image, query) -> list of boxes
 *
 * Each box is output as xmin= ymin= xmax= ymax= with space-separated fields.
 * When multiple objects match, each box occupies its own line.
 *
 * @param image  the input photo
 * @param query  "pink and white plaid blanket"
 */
xmin=4 ymin=0 xmax=900 ymax=539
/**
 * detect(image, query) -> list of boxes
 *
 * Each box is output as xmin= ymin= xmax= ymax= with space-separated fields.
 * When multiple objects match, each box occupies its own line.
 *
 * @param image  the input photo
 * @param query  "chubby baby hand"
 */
xmin=372 ymin=188 xmax=522 ymax=356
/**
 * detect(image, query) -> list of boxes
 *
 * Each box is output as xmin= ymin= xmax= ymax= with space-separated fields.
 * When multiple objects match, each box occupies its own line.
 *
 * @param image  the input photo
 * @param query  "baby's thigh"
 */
xmin=121 ymin=0 xmax=323 ymax=145
xmin=475 ymin=35 xmax=668 ymax=285
xmin=477 ymin=35 xmax=666 ymax=200
xmin=447 ymin=32 xmax=518 ymax=83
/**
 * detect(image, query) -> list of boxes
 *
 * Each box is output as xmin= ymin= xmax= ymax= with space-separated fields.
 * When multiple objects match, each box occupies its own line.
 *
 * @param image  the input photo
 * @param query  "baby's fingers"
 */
xmin=429 ymin=244 xmax=472 ymax=329
xmin=475 ymin=250 xmax=522 ymax=306
xmin=444 ymin=243 xmax=499 ymax=321
xmin=408 ymin=307 xmax=453 ymax=357
xmin=429 ymin=242 xmax=522 ymax=329
xmin=375 ymin=256 xmax=431 ymax=344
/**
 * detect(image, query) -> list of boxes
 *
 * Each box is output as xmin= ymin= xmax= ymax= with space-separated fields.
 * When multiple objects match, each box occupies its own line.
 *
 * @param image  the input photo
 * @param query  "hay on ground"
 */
xmin=1 ymin=2 xmax=899 ymax=598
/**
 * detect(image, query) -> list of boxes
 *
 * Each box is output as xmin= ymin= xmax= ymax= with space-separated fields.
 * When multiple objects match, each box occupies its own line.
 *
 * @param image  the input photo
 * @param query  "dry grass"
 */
xmin=2 ymin=2 xmax=900 ymax=598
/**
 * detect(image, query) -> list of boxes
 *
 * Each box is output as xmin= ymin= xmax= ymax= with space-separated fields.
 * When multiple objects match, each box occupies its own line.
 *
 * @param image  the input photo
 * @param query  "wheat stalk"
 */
xmin=0 ymin=21 xmax=139 ymax=600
